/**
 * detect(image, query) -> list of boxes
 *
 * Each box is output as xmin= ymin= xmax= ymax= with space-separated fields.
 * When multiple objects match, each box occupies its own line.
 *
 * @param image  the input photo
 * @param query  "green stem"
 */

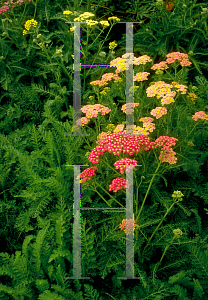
xmin=94 ymin=179 xmax=124 ymax=207
xmin=85 ymin=23 xmax=114 ymax=78
xmin=135 ymin=150 xmax=165 ymax=226
xmin=142 ymin=201 xmax=176 ymax=255
xmin=33 ymin=0 xmax=38 ymax=19
xmin=19 ymin=0 xmax=28 ymax=24
xmin=91 ymin=186 xmax=112 ymax=207
xmin=152 ymin=235 xmax=176 ymax=283
xmin=174 ymin=122 xmax=197 ymax=150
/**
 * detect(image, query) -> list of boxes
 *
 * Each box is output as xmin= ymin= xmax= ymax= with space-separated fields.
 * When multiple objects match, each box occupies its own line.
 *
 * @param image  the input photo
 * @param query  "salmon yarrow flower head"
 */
xmin=151 ymin=52 xmax=192 ymax=71
xmin=192 ymin=111 xmax=208 ymax=121
xmin=121 ymin=103 xmax=140 ymax=115
xmin=119 ymin=218 xmax=136 ymax=234
xmin=81 ymin=104 xmax=111 ymax=119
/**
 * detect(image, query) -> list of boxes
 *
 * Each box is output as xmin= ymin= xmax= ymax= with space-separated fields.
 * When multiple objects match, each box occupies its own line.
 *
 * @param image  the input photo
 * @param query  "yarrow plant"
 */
xmin=75 ymin=50 xmax=208 ymax=240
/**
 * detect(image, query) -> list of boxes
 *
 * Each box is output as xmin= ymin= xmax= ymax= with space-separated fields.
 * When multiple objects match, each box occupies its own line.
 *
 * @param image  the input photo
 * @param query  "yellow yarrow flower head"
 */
xmin=106 ymin=124 xmax=116 ymax=132
xmin=63 ymin=10 xmax=72 ymax=16
xmin=99 ymin=20 xmax=110 ymax=27
xmin=172 ymin=190 xmax=184 ymax=201
xmin=85 ymin=20 xmax=99 ymax=27
xmin=155 ymin=70 xmax=164 ymax=75
xmin=23 ymin=29 xmax=28 ymax=36
xmin=24 ymin=19 xmax=38 ymax=31
xmin=108 ymin=16 xmax=120 ymax=24
xmin=109 ymin=41 xmax=118 ymax=50
xmin=70 ymin=26 xmax=76 ymax=32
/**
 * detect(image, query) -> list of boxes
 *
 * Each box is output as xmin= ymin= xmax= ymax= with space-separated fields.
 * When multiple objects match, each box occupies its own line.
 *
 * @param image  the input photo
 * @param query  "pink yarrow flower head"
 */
xmin=114 ymin=158 xmax=138 ymax=174
xmin=119 ymin=218 xmax=136 ymax=234
xmin=76 ymin=166 xmax=97 ymax=183
xmin=109 ymin=177 xmax=130 ymax=193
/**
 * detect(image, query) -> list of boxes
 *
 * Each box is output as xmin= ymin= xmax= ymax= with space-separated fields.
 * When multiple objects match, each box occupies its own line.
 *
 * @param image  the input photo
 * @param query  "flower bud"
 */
xmin=173 ymin=228 xmax=183 ymax=238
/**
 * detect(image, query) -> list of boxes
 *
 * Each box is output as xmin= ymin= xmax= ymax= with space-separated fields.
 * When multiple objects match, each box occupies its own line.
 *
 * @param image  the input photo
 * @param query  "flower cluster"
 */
xmin=88 ymin=133 xmax=155 ymax=164
xmin=192 ymin=111 xmax=208 ymax=121
xmin=67 ymin=12 xmax=111 ymax=32
xmin=109 ymin=177 xmax=130 ymax=193
xmin=114 ymin=158 xmax=138 ymax=174
xmin=108 ymin=16 xmax=120 ymax=23
xmin=90 ymin=72 xmax=122 ymax=87
xmin=63 ymin=10 xmax=72 ymax=15
xmin=173 ymin=228 xmax=183 ymax=238
xmin=76 ymin=104 xmax=111 ymax=126
xmin=172 ymin=190 xmax=184 ymax=201
xmin=109 ymin=41 xmax=118 ymax=50
xmin=152 ymin=136 xmax=179 ymax=164
xmin=23 ymin=19 xmax=38 ymax=35
xmin=134 ymin=72 xmax=150 ymax=82
xmin=146 ymin=81 xmax=188 ymax=108
xmin=76 ymin=166 xmax=97 ymax=183
xmin=0 ymin=0 xmax=31 ymax=15
xmin=121 ymin=103 xmax=139 ymax=115
xmin=109 ymin=54 xmax=152 ymax=75
xmin=119 ymin=218 xmax=136 ymax=234
xmin=151 ymin=52 xmax=192 ymax=71
xmin=187 ymin=92 xmax=198 ymax=102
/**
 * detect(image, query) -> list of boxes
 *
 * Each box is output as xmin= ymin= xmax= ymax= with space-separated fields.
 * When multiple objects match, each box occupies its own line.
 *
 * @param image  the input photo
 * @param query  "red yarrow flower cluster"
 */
xmin=88 ymin=133 xmax=155 ymax=164
xmin=76 ymin=166 xmax=97 ymax=183
xmin=114 ymin=158 xmax=138 ymax=174
xmin=109 ymin=177 xmax=130 ymax=193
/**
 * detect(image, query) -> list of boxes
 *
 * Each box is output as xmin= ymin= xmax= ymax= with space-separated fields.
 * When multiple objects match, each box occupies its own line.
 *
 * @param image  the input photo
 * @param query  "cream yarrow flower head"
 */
xmin=173 ymin=228 xmax=183 ymax=238
xmin=85 ymin=20 xmax=99 ymax=27
xmin=74 ymin=12 xmax=95 ymax=22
